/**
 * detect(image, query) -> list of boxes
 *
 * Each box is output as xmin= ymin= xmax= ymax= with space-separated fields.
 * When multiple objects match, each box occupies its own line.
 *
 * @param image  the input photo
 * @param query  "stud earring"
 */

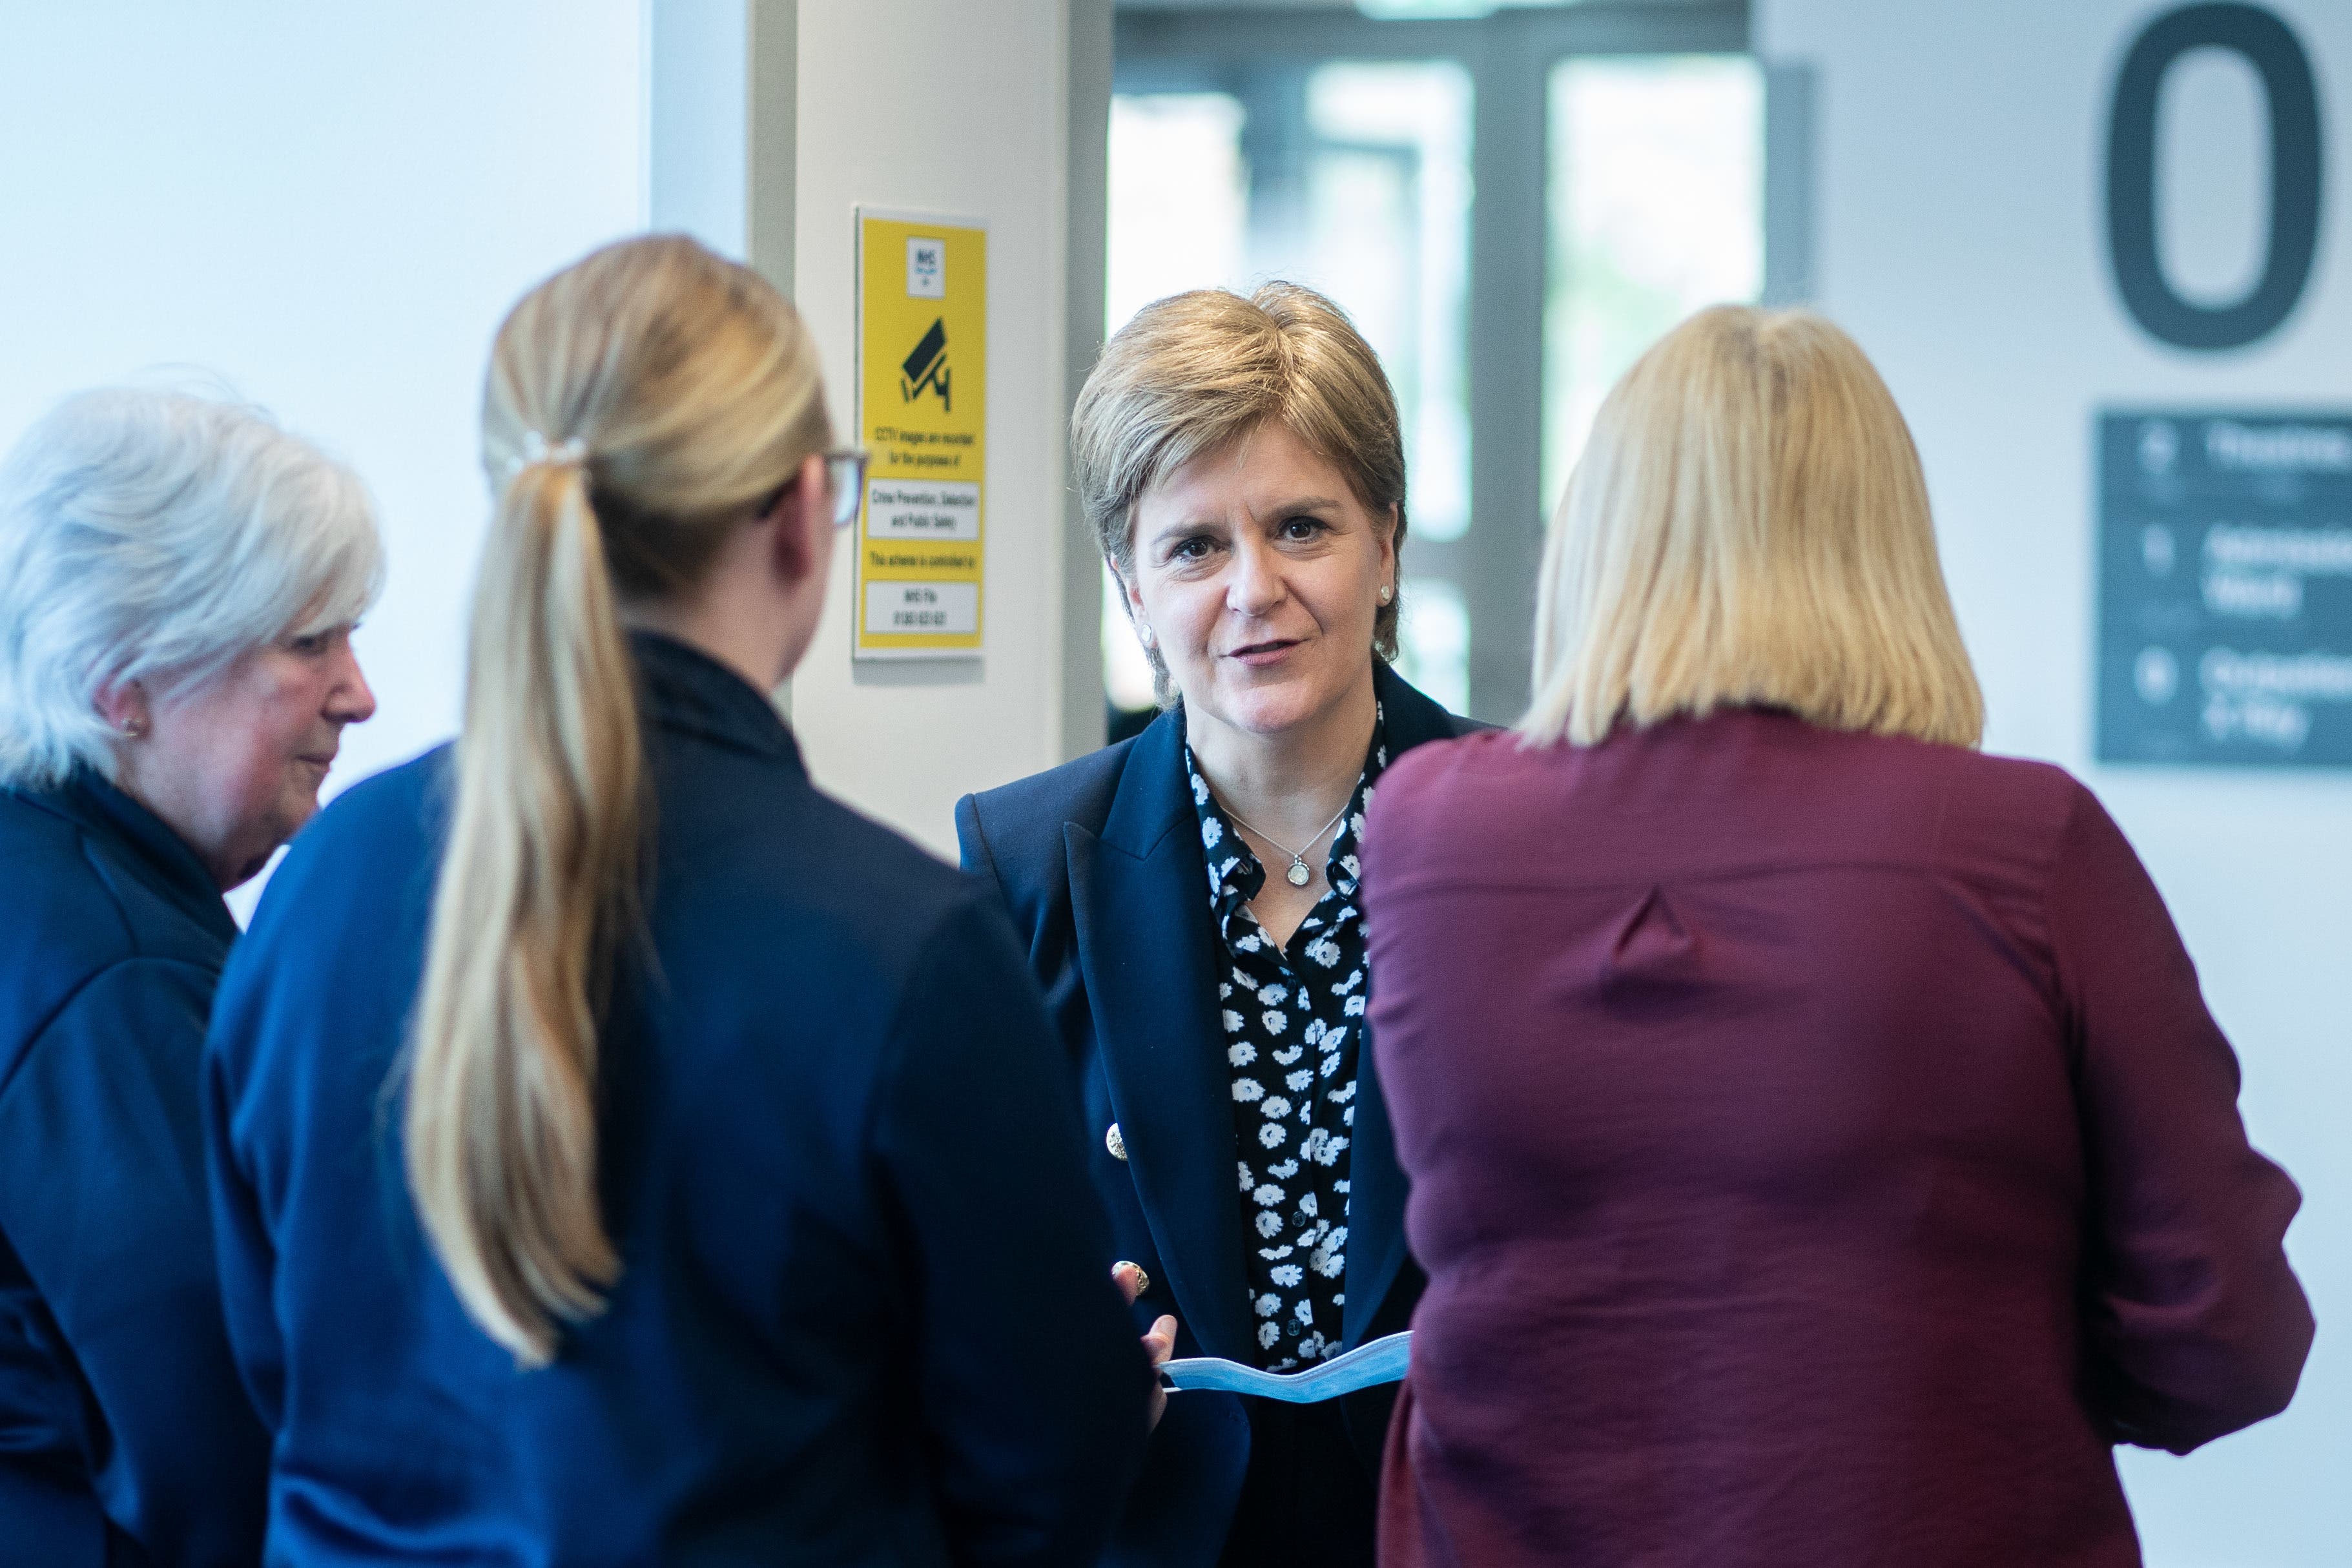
xmin=1378 ymin=584 xmax=1393 ymax=605
xmin=120 ymin=717 xmax=148 ymax=739
xmin=1137 ymin=624 xmax=1156 ymax=648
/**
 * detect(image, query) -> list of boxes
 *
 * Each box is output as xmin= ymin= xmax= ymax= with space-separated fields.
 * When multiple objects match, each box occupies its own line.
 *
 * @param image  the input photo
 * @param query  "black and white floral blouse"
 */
xmin=1185 ymin=706 xmax=1388 ymax=1371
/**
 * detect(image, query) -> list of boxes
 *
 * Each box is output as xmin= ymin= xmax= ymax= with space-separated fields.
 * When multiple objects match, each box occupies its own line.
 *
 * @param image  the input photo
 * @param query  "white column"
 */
xmin=787 ymin=0 xmax=1084 ymax=856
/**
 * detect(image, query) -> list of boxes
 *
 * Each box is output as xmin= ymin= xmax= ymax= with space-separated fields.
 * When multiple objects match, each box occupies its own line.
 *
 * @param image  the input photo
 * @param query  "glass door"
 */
xmin=1106 ymin=3 xmax=1763 ymax=732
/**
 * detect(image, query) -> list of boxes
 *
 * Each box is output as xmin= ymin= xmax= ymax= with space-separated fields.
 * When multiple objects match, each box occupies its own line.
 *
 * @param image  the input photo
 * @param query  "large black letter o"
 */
xmin=2107 ymin=3 xmax=2324 ymax=351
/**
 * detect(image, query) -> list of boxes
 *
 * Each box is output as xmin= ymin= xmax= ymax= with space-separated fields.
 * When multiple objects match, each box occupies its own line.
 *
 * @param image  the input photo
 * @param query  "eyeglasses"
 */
xmin=825 ymin=448 xmax=869 ymax=530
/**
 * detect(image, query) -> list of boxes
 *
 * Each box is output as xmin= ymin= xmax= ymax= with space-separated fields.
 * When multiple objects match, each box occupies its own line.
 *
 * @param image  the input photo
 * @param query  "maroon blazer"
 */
xmin=1361 ymin=711 xmax=2311 ymax=1568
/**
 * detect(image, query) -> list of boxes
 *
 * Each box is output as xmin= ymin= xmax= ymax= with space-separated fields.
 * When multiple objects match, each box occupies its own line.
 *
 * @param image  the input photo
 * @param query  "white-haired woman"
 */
xmin=0 ymin=387 xmax=381 ymax=1568
xmin=202 ymin=235 xmax=1150 ymax=1566
xmin=1361 ymin=306 xmax=2312 ymax=1567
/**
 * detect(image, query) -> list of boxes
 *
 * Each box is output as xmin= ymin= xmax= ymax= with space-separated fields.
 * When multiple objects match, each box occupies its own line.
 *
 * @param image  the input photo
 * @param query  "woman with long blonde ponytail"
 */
xmin=202 ymin=236 xmax=1153 ymax=1565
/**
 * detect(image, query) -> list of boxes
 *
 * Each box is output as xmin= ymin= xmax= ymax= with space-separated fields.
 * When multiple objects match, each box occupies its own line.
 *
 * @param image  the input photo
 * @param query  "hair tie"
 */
xmin=508 ymin=429 xmax=589 ymax=477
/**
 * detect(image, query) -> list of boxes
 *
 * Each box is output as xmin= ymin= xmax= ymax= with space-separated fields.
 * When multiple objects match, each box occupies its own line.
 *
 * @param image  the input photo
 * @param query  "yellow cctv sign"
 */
xmin=854 ymin=208 xmax=987 ymax=658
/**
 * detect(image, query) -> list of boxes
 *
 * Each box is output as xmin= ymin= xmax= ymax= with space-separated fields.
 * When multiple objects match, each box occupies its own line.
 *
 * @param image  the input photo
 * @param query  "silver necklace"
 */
xmin=1217 ymin=793 xmax=1354 ymax=888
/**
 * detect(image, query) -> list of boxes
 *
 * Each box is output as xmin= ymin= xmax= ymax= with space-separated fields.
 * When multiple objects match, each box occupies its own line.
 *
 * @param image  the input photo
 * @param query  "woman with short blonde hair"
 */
xmin=1075 ymin=282 xmax=1410 ymax=699
xmin=204 ymin=235 xmax=1150 ymax=1565
xmin=961 ymin=282 xmax=1480 ymax=1568
xmin=1363 ymin=305 xmax=2310 ymax=1567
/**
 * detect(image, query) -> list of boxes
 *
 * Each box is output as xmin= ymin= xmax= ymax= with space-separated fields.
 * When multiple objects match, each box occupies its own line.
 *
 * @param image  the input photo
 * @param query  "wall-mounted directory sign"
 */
xmin=854 ymin=207 xmax=987 ymax=659
xmin=2098 ymin=410 xmax=2352 ymax=765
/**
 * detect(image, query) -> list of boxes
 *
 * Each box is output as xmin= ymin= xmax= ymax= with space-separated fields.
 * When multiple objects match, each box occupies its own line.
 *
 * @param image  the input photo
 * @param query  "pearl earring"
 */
xmin=1378 ymin=584 xmax=1393 ymax=605
xmin=1137 ymin=625 xmax=1155 ymax=648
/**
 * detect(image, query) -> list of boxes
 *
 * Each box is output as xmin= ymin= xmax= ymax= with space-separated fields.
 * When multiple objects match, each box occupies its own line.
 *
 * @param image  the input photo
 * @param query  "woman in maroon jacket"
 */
xmin=1361 ymin=306 xmax=2312 ymax=1567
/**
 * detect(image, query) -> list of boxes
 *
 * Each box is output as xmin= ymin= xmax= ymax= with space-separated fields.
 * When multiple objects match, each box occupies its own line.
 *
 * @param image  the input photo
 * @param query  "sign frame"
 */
xmin=852 ymin=204 xmax=989 ymax=661
xmin=2096 ymin=406 xmax=2352 ymax=769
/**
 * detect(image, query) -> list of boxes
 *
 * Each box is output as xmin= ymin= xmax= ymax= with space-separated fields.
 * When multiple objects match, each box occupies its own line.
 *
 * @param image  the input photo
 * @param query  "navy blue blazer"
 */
xmin=0 ymin=774 xmax=269 ymax=1568
xmin=954 ymin=663 xmax=1480 ymax=1566
xmin=204 ymin=634 xmax=1151 ymax=1567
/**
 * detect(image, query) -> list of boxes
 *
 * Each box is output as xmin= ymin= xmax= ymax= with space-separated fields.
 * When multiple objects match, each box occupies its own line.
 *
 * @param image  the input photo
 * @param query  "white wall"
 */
xmin=0 ymin=2 xmax=648 ymax=863
xmin=0 ymin=0 xmax=1085 ymax=874
xmin=1755 ymin=3 xmax=2350 ymax=1560
xmin=789 ymin=0 xmax=1076 ymax=855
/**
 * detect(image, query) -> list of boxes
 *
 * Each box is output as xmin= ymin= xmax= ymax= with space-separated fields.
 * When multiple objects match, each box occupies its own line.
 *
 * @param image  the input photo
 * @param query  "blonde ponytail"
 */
xmin=406 ymin=236 xmax=832 ymax=1365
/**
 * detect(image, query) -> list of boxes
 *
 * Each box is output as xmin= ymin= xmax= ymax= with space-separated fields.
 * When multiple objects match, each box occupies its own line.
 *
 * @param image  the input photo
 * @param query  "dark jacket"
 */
xmin=203 ymin=634 xmax=1151 ymax=1567
xmin=955 ymin=663 xmax=1480 ymax=1567
xmin=0 ymin=773 xmax=269 ymax=1568
xmin=1366 ymin=712 xmax=2314 ymax=1568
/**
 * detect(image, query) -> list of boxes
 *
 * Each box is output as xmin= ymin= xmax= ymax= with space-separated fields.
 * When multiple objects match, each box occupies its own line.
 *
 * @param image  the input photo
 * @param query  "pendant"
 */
xmin=1286 ymin=858 xmax=1312 ymax=887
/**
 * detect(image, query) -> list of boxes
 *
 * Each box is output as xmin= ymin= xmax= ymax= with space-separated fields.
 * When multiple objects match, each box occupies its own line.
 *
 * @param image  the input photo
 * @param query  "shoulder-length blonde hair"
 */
xmin=406 ymin=235 xmax=831 ymax=1367
xmin=1522 ymin=305 xmax=1982 ymax=749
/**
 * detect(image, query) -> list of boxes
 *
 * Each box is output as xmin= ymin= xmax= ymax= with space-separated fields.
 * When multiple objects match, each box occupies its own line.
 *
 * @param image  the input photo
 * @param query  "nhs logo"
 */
xmin=907 ymin=236 xmax=945 ymax=298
